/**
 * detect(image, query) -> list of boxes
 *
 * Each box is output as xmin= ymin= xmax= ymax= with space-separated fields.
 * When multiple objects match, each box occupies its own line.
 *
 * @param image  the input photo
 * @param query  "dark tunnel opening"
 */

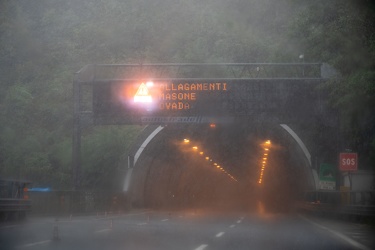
xmin=129 ymin=120 xmax=312 ymax=215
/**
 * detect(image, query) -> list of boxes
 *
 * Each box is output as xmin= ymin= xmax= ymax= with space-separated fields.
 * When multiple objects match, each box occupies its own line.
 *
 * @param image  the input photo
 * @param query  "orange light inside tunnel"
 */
xmin=210 ymin=123 xmax=216 ymax=128
xmin=181 ymin=138 xmax=238 ymax=183
xmin=258 ymin=140 xmax=271 ymax=184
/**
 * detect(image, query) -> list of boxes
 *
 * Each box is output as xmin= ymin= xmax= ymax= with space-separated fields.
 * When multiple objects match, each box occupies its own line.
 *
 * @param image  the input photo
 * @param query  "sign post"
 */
xmin=339 ymin=152 xmax=358 ymax=191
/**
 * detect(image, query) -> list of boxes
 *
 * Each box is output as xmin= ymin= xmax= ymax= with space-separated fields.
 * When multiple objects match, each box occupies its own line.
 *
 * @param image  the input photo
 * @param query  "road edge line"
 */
xmin=298 ymin=214 xmax=371 ymax=250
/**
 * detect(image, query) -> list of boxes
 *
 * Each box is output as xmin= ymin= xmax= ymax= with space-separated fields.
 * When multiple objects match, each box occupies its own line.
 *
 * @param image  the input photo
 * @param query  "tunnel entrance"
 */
xmin=127 ymin=119 xmax=315 ymax=213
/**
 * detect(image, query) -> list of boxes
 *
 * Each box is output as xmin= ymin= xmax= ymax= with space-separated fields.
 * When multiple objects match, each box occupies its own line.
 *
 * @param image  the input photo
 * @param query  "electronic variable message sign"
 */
xmin=93 ymin=80 xmax=233 ymax=124
xmin=93 ymin=79 xmax=318 ymax=125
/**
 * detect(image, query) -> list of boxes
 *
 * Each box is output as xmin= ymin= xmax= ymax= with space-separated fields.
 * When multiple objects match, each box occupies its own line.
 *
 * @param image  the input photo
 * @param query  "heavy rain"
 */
xmin=1 ymin=1 xmax=374 ymax=249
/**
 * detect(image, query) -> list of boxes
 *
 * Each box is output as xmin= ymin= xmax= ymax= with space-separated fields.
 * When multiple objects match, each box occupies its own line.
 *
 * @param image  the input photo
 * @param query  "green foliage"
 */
xmin=0 ymin=0 xmax=374 ymax=189
xmin=81 ymin=126 xmax=143 ymax=190
xmin=287 ymin=0 xmax=375 ymax=168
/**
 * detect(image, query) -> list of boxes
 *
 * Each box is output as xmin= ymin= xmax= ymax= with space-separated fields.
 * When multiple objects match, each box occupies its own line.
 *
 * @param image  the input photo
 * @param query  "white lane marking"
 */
xmin=161 ymin=219 xmax=169 ymax=222
xmin=216 ymin=232 xmax=225 ymax=237
xmin=15 ymin=240 xmax=51 ymax=249
xmin=230 ymin=224 xmax=235 ymax=228
xmin=195 ymin=244 xmax=208 ymax=250
xmin=237 ymin=220 xmax=242 ymax=223
xmin=299 ymin=215 xmax=371 ymax=250
xmin=95 ymin=228 xmax=111 ymax=233
xmin=138 ymin=222 xmax=148 ymax=226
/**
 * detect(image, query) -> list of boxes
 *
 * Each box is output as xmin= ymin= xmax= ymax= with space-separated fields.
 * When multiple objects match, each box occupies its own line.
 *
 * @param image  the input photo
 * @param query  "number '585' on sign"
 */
xmin=339 ymin=153 xmax=358 ymax=171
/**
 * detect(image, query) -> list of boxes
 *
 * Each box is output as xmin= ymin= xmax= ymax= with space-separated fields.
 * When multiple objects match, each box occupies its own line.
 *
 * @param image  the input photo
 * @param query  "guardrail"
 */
xmin=297 ymin=190 xmax=375 ymax=219
xmin=0 ymin=198 xmax=31 ymax=212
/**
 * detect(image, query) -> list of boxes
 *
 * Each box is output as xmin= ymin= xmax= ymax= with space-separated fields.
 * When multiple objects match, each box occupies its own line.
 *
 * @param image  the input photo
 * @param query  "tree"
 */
xmin=287 ymin=0 xmax=375 ymax=168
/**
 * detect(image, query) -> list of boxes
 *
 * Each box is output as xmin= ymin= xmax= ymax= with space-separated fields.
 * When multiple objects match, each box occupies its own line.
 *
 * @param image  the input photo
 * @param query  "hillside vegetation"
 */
xmin=0 ymin=0 xmax=374 ymax=190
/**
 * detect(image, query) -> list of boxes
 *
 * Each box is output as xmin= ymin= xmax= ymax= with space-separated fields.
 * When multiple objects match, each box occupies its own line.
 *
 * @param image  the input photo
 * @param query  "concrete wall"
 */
xmin=342 ymin=170 xmax=375 ymax=191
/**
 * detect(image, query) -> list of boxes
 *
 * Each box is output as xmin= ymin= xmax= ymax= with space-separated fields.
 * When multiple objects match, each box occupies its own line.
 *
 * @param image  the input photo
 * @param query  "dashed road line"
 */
xmin=230 ymin=224 xmax=235 ymax=228
xmin=95 ymin=228 xmax=111 ymax=233
xmin=216 ymin=232 xmax=225 ymax=238
xmin=161 ymin=219 xmax=169 ymax=222
xmin=237 ymin=220 xmax=242 ymax=224
xmin=194 ymin=244 xmax=208 ymax=250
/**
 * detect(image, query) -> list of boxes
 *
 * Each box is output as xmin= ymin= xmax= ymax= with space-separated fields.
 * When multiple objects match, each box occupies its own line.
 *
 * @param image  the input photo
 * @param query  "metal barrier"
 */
xmin=297 ymin=190 xmax=375 ymax=219
xmin=28 ymin=190 xmax=129 ymax=216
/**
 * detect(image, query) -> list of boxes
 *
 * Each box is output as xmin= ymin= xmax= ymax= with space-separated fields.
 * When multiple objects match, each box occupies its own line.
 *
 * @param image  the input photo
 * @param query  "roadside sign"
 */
xmin=319 ymin=163 xmax=336 ymax=190
xmin=339 ymin=153 xmax=358 ymax=171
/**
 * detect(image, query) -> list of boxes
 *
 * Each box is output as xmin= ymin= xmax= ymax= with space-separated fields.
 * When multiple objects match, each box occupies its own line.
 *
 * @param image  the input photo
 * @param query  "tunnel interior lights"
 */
xmin=258 ymin=140 xmax=271 ymax=184
xmin=181 ymin=138 xmax=238 ymax=182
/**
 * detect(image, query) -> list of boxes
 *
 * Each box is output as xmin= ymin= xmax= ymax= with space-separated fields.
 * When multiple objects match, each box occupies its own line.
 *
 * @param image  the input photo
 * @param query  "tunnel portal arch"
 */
xmin=124 ymin=119 xmax=321 ymax=208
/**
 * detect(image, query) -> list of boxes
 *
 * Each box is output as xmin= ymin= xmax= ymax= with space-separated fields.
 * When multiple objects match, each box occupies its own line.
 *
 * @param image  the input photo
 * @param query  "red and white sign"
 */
xmin=339 ymin=153 xmax=358 ymax=171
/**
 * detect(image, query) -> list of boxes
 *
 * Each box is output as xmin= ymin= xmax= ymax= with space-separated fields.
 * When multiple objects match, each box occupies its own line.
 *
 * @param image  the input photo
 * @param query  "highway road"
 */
xmin=1 ymin=209 xmax=374 ymax=250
